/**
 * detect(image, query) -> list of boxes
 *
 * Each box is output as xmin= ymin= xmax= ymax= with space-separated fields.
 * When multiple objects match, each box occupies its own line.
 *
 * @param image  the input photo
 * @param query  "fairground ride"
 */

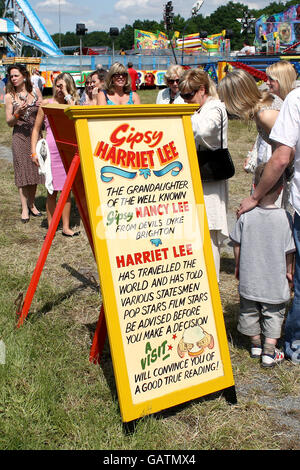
xmin=1 ymin=0 xmax=63 ymax=56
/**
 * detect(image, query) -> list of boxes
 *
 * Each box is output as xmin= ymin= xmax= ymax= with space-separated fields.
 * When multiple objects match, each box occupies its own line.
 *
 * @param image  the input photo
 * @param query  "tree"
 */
xmin=84 ymin=31 xmax=111 ymax=48
xmin=256 ymin=1 xmax=287 ymax=17
xmin=206 ymin=2 xmax=252 ymax=49
xmin=172 ymin=14 xmax=186 ymax=34
xmin=0 ymin=0 xmax=5 ymax=17
xmin=118 ymin=24 xmax=135 ymax=50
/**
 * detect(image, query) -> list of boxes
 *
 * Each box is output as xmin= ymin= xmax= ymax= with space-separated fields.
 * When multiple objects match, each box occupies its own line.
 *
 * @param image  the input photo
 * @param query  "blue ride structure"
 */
xmin=2 ymin=0 xmax=63 ymax=56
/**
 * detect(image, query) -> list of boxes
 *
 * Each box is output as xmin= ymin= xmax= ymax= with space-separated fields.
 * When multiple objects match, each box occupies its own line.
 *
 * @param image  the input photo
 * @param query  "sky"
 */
xmin=28 ymin=0 xmax=274 ymax=35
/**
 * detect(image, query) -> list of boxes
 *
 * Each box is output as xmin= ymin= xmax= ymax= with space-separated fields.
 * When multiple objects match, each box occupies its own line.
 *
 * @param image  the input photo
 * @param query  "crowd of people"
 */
xmin=4 ymin=59 xmax=300 ymax=367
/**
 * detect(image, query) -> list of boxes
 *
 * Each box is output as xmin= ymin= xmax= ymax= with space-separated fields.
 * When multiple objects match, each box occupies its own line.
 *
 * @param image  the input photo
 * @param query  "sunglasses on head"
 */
xmin=180 ymin=90 xmax=197 ymax=100
xmin=168 ymin=78 xmax=179 ymax=84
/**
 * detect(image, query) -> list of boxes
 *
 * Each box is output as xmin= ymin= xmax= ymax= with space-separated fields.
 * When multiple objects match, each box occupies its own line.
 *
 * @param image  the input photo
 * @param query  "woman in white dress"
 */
xmin=156 ymin=64 xmax=185 ymax=104
xmin=179 ymin=68 xmax=229 ymax=281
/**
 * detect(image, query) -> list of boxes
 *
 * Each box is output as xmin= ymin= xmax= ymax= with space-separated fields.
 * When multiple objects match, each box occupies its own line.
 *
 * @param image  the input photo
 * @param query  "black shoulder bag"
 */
xmin=196 ymin=108 xmax=235 ymax=183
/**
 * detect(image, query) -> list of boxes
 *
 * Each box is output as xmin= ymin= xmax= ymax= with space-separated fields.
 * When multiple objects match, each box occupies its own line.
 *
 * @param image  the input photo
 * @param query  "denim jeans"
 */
xmin=284 ymin=211 xmax=300 ymax=361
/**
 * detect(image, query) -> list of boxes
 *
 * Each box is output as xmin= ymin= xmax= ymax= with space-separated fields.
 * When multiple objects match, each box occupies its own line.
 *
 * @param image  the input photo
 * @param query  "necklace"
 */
xmin=16 ymin=91 xmax=35 ymax=121
xmin=17 ymin=92 xmax=28 ymax=102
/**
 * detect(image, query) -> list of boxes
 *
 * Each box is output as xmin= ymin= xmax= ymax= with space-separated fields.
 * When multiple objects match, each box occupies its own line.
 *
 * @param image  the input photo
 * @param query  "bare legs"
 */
xmin=27 ymin=184 xmax=40 ymax=215
xmin=19 ymin=184 xmax=39 ymax=220
xmin=46 ymin=191 xmax=75 ymax=235
xmin=251 ymin=335 xmax=277 ymax=350
xmin=19 ymin=185 xmax=78 ymax=235
xmin=210 ymin=229 xmax=221 ymax=283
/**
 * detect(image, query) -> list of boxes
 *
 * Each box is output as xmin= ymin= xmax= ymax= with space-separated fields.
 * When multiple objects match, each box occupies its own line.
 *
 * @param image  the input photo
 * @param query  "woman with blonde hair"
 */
xmin=219 ymin=68 xmax=295 ymax=210
xmin=266 ymin=60 xmax=297 ymax=100
xmin=97 ymin=62 xmax=140 ymax=105
xmin=31 ymin=73 xmax=80 ymax=237
xmin=179 ymin=68 xmax=229 ymax=281
xmin=218 ymin=68 xmax=282 ymax=141
xmin=156 ymin=64 xmax=185 ymax=104
xmin=244 ymin=62 xmax=296 ymax=172
xmin=219 ymin=68 xmax=282 ymax=174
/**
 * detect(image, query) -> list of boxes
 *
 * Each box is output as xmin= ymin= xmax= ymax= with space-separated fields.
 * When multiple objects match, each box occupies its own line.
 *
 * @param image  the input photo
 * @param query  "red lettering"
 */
xmin=105 ymin=146 xmax=116 ymax=163
xmin=109 ymin=124 xmax=164 ymax=149
xmin=156 ymin=147 xmax=167 ymax=164
xmin=172 ymin=201 xmax=189 ymax=213
xmin=156 ymin=142 xmax=178 ymax=165
xmin=110 ymin=123 xmax=129 ymax=147
xmin=147 ymin=150 xmax=155 ymax=167
xmin=173 ymin=244 xmax=193 ymax=258
xmin=149 ymin=131 xmax=163 ymax=148
xmin=128 ymin=132 xmax=144 ymax=150
xmin=116 ymin=148 xmax=127 ymax=166
xmin=163 ymin=143 xmax=172 ymax=161
xmin=116 ymin=248 xmax=169 ymax=267
xmin=169 ymin=140 xmax=178 ymax=158
xmin=94 ymin=141 xmax=108 ymax=159
xmin=144 ymin=131 xmax=152 ymax=145
xmin=127 ymin=150 xmax=138 ymax=169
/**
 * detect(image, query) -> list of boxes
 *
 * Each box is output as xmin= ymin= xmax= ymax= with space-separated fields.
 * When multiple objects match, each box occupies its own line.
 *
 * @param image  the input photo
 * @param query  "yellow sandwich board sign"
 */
xmin=64 ymin=104 xmax=235 ymax=423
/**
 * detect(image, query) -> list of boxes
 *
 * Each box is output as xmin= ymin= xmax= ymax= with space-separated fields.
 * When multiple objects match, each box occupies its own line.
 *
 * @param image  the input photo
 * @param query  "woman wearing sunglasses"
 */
xmin=156 ymin=64 xmax=185 ymax=104
xmin=266 ymin=60 xmax=297 ymax=101
xmin=97 ymin=62 xmax=140 ymax=105
xmin=178 ymin=68 xmax=228 ymax=282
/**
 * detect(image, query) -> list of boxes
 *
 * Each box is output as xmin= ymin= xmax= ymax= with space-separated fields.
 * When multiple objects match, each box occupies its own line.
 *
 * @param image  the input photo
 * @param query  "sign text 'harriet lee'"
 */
xmin=68 ymin=105 xmax=235 ymax=422
xmin=89 ymin=114 xmax=225 ymax=399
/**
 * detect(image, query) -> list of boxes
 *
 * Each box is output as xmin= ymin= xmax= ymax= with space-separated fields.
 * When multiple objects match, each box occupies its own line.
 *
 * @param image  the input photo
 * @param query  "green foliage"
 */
xmin=0 ymin=0 xmax=5 ymax=17
xmin=256 ymin=1 xmax=287 ymax=17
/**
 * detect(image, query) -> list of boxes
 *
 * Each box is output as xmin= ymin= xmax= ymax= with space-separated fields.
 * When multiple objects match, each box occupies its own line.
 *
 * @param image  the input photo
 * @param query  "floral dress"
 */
xmin=11 ymin=90 xmax=43 ymax=187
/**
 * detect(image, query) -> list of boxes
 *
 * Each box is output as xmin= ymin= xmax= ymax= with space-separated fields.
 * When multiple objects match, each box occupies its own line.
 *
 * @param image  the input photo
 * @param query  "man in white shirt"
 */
xmin=39 ymin=72 xmax=45 ymax=89
xmin=237 ymin=86 xmax=300 ymax=363
xmin=31 ymin=69 xmax=44 ymax=92
xmin=238 ymin=40 xmax=255 ymax=55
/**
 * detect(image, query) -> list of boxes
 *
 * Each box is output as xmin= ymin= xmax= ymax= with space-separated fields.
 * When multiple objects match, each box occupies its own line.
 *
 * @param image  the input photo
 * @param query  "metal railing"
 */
xmin=39 ymin=51 xmax=227 ymax=72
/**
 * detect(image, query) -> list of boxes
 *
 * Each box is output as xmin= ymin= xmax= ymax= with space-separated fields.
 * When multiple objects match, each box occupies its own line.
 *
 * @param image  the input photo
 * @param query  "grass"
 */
xmin=0 ymin=91 xmax=300 ymax=450
xmin=0 ymin=105 xmax=12 ymax=147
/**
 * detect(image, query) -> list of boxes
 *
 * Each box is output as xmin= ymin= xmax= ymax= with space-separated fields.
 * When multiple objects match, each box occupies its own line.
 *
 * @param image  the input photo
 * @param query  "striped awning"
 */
xmin=0 ymin=18 xmax=20 ymax=34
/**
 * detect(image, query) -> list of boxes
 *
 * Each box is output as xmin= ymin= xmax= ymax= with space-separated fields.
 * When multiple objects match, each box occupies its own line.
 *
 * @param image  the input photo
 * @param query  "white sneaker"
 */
xmin=261 ymin=348 xmax=284 ymax=368
xmin=250 ymin=345 xmax=262 ymax=358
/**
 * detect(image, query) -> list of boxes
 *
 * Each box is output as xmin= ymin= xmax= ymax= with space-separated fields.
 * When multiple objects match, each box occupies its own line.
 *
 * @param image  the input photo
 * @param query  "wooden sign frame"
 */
xmin=46 ymin=104 xmax=235 ymax=423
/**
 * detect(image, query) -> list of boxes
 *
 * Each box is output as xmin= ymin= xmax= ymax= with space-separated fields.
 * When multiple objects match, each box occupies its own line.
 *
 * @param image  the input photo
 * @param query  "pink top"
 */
xmin=45 ymin=99 xmax=66 ymax=191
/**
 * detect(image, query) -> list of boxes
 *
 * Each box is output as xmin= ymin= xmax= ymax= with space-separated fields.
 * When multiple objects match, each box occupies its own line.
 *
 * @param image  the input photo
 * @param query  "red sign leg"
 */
xmin=16 ymin=153 xmax=81 ymax=327
xmin=89 ymin=304 xmax=107 ymax=364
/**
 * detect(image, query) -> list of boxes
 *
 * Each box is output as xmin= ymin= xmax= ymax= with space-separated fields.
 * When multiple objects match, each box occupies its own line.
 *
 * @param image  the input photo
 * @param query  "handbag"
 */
xmin=196 ymin=108 xmax=235 ymax=182
xmin=36 ymin=138 xmax=54 ymax=194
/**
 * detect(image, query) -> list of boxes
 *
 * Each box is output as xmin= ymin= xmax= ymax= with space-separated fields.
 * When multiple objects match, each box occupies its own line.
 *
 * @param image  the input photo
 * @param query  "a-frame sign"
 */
xmin=18 ymin=103 xmax=236 ymax=423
